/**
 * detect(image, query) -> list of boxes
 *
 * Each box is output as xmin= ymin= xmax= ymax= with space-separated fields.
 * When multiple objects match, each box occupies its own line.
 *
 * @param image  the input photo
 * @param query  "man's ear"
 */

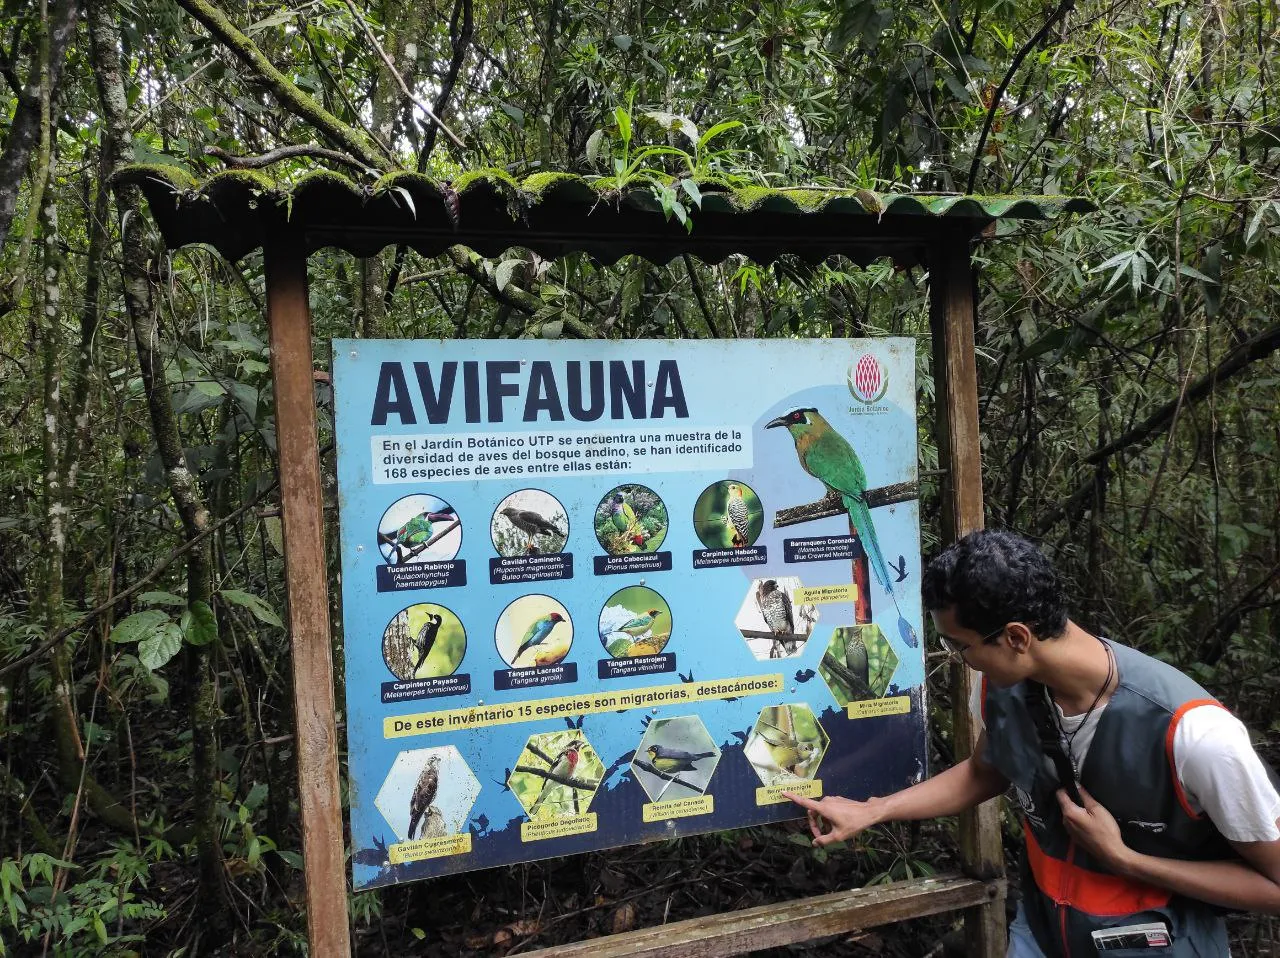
xmin=1005 ymin=622 xmax=1035 ymax=653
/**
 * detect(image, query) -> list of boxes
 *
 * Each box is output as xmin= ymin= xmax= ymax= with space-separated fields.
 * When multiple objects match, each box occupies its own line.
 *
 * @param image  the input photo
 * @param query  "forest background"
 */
xmin=1 ymin=0 xmax=1278 ymax=953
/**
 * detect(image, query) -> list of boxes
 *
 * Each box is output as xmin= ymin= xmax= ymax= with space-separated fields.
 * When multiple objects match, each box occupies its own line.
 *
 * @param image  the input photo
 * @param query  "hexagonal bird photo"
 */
xmin=494 ymin=594 xmax=573 ymax=669
xmin=491 ymin=488 xmax=569 ymax=557
xmin=734 ymin=576 xmax=818 ymax=660
xmin=631 ymin=716 xmax=720 ymax=802
xmin=377 ymin=493 xmax=461 ymax=565
xmin=692 ymin=479 xmax=764 ymax=549
xmin=744 ymin=704 xmax=829 ymax=786
xmin=594 ymin=483 xmax=668 ymax=555
xmin=381 ymin=603 xmax=466 ymax=680
xmin=598 ymin=585 xmax=672 ymax=658
xmin=374 ymin=746 xmax=481 ymax=842
xmin=819 ymin=624 xmax=898 ymax=706
xmin=508 ymin=730 xmax=605 ymax=821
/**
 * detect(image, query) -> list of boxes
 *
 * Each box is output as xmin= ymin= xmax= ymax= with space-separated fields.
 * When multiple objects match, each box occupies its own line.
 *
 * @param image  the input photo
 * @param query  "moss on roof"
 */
xmin=115 ymin=164 xmax=1093 ymax=266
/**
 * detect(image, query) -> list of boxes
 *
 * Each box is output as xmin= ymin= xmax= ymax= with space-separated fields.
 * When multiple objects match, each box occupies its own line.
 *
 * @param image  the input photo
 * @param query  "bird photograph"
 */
xmin=495 ymin=595 xmax=573 ymax=669
xmin=376 ymin=493 xmax=462 ymax=565
xmin=630 ymin=716 xmax=721 ymax=802
xmin=598 ymin=586 xmax=672 ymax=658
xmin=819 ymin=624 xmax=899 ymax=706
xmin=744 ymin=704 xmax=829 ymax=786
xmin=491 ymin=489 xmax=569 ymax=557
xmin=692 ymin=479 xmax=764 ymax=550
xmin=371 ymin=746 xmax=481 ymax=845
xmin=381 ymin=603 xmax=466 ymax=680
xmin=765 ymin=405 xmax=919 ymax=647
xmin=594 ymin=484 xmax=668 ymax=555
xmin=507 ymin=731 xmax=605 ymax=821
xmin=733 ymin=576 xmax=818 ymax=660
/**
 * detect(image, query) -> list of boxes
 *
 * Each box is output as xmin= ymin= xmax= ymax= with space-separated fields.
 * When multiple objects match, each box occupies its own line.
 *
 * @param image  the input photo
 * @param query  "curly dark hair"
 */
xmin=921 ymin=529 xmax=1068 ymax=639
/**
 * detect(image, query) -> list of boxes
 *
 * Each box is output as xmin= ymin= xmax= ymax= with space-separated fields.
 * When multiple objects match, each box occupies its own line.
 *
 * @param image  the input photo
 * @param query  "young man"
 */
xmin=786 ymin=529 xmax=1280 ymax=957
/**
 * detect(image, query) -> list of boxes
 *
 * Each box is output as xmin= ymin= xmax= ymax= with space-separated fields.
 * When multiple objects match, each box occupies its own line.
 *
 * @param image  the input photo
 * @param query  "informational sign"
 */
xmin=334 ymin=338 xmax=926 ymax=890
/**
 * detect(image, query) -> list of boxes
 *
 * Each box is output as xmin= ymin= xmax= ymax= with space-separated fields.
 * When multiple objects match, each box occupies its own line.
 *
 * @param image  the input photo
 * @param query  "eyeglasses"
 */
xmin=939 ymin=624 xmax=1006 ymax=660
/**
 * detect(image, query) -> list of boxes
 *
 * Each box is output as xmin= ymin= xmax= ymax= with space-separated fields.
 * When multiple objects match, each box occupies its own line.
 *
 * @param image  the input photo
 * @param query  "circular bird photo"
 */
xmin=692 ymin=480 xmax=764 ymax=549
xmin=381 ymin=603 xmax=466 ymax=680
xmin=491 ymin=489 xmax=569 ymax=557
xmin=377 ymin=494 xmax=461 ymax=565
xmin=631 ymin=715 xmax=721 ymax=802
xmin=598 ymin=586 xmax=672 ymax=658
xmin=495 ymin=594 xmax=573 ymax=669
xmin=594 ymin=484 xmax=668 ymax=556
xmin=507 ymin=730 xmax=605 ymax=822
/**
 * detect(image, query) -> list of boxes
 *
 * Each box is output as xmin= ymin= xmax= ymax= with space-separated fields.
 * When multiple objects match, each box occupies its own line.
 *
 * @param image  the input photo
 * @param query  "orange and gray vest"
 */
xmin=983 ymin=639 xmax=1232 ymax=957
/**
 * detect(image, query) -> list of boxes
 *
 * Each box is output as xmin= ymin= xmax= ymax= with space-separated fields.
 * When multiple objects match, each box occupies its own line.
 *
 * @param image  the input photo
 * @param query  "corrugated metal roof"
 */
xmin=119 ymin=166 xmax=1094 ymax=266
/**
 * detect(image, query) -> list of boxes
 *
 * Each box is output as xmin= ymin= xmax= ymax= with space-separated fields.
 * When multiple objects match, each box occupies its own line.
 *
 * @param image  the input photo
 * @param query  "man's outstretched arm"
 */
xmin=785 ymin=732 xmax=1009 ymax=847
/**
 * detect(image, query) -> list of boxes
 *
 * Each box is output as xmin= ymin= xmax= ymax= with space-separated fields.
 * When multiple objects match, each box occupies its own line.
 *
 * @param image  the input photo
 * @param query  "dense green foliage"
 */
xmin=1 ymin=0 xmax=1277 ymax=953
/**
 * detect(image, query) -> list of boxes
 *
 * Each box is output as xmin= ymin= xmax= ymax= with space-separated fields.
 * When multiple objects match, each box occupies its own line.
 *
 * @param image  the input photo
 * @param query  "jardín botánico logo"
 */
xmin=847 ymin=353 xmax=889 ymax=404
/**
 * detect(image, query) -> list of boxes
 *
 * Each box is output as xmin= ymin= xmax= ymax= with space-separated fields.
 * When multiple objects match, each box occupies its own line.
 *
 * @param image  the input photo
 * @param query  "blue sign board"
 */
xmin=333 ymin=338 xmax=926 ymax=889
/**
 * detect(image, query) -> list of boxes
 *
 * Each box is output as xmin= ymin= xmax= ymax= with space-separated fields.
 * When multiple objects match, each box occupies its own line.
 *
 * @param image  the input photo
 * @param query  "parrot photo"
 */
xmin=500 ymin=506 xmax=565 ymax=550
xmin=645 ymin=744 xmax=716 ymax=775
xmin=610 ymin=492 xmax=638 ymax=534
xmin=725 ymin=482 xmax=751 ymax=547
xmin=766 ymin=407 xmax=918 ymax=647
xmin=411 ymin=613 xmax=443 ymax=675
xmin=407 ymin=754 xmax=441 ymax=839
xmin=512 ymin=611 xmax=566 ymax=664
xmin=529 ymin=739 xmax=584 ymax=815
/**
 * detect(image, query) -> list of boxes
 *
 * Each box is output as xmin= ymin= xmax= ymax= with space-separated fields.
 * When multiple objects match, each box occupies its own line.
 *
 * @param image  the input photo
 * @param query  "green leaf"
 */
xmin=111 ymin=609 xmax=169 ymax=644
xmin=264 ymin=516 xmax=284 ymax=556
xmin=495 ymin=259 xmax=522 ymax=292
xmin=139 ymin=590 xmax=186 ymax=607
xmin=585 ymin=129 xmax=606 ymax=165
xmin=139 ymin=623 xmax=183 ymax=670
xmin=182 ymin=601 xmax=219 ymax=647
xmin=540 ymin=319 xmax=564 ymax=339
xmin=697 ymin=120 xmax=743 ymax=151
xmin=219 ymin=589 xmax=283 ymax=628
xmin=611 ymin=34 xmax=633 ymax=51
xmin=680 ymin=178 xmax=703 ymax=209
xmin=614 ymin=106 xmax=632 ymax=147
xmin=277 ymin=850 xmax=303 ymax=868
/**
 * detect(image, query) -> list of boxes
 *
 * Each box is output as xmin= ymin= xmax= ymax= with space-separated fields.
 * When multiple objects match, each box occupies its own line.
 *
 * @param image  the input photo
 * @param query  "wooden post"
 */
xmin=264 ymin=237 xmax=352 ymax=958
xmin=928 ymin=233 xmax=1006 ymax=957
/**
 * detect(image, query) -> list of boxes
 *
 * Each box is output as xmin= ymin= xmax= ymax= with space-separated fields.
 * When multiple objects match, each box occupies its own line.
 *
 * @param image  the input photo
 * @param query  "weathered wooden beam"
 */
xmin=521 ymin=874 xmax=1002 ymax=958
xmin=264 ymin=238 xmax=351 ymax=958
xmin=771 ymin=480 xmax=919 ymax=528
xmin=928 ymin=235 xmax=1006 ymax=958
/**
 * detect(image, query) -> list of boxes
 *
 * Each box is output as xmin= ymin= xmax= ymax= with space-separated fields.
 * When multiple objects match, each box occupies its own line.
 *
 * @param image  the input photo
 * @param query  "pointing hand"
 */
xmin=783 ymin=792 xmax=883 ymax=848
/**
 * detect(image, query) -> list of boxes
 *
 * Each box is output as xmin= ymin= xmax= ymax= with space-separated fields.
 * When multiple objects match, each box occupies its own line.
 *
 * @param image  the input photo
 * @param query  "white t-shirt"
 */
xmin=970 ymin=681 xmax=1280 ymax=843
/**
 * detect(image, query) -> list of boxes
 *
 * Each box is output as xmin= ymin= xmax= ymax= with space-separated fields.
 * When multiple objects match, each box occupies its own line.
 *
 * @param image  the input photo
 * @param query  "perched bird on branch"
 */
xmin=530 ymin=739 xmax=584 ymax=814
xmin=766 ymin=407 xmax=918 ymax=646
xmin=609 ymin=492 xmax=638 ymax=535
xmin=513 ymin=612 xmax=566 ymax=664
xmin=614 ymin=609 xmax=662 ymax=640
xmin=500 ymin=506 xmax=564 ymax=550
xmin=412 ymin=613 xmax=443 ymax=675
xmin=645 ymin=744 xmax=716 ymax=775
xmin=407 ymin=754 xmax=441 ymax=839
xmin=383 ymin=507 xmax=456 ymax=563
xmin=725 ymin=482 xmax=751 ymax=547
xmin=755 ymin=579 xmax=796 ymax=656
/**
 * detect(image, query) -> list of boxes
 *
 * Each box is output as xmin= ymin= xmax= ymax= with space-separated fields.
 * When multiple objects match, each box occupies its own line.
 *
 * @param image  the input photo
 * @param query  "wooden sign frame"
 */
xmin=259 ymin=227 xmax=1005 ymax=958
